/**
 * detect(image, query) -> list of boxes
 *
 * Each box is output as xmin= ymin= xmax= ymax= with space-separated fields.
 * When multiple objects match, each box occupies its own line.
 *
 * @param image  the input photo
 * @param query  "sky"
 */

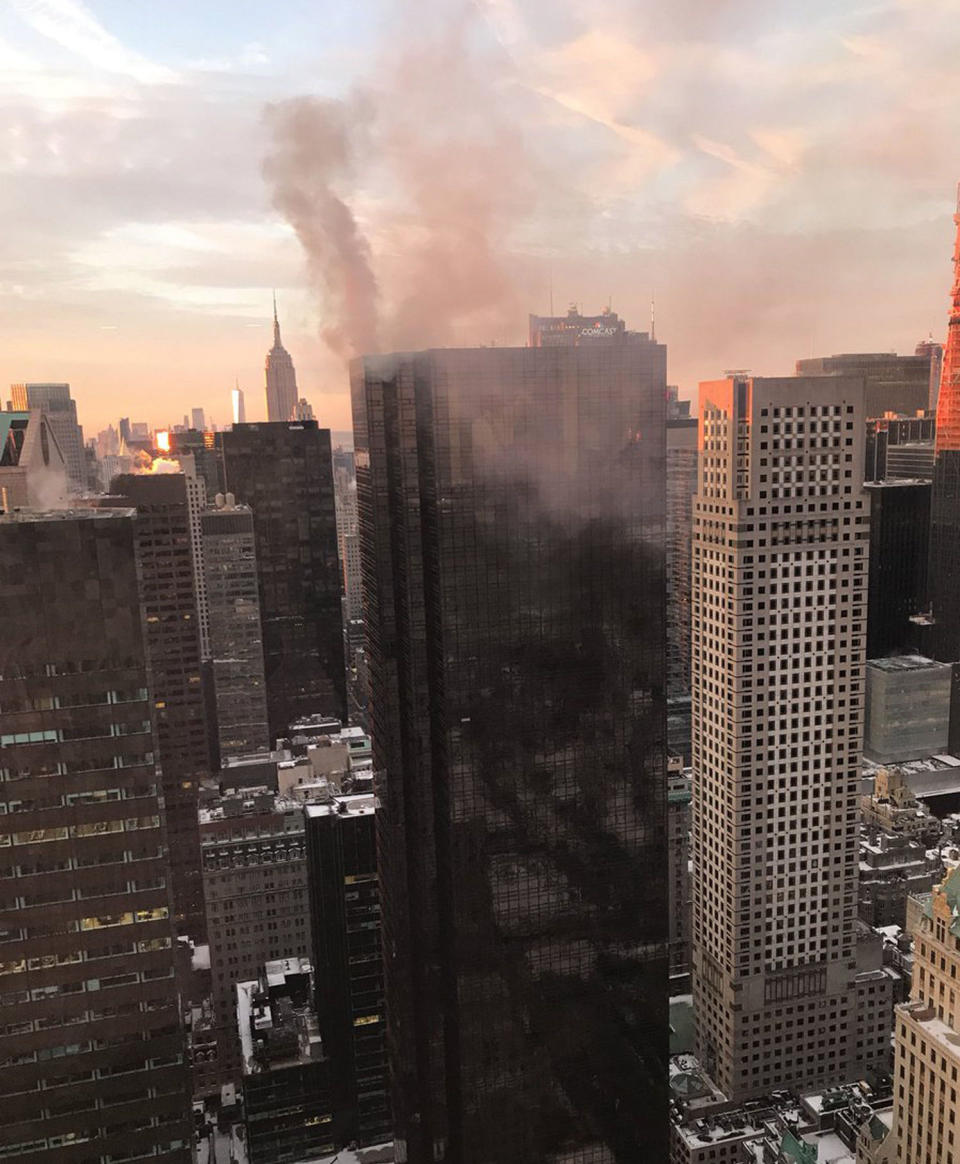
xmin=2 ymin=0 xmax=960 ymax=435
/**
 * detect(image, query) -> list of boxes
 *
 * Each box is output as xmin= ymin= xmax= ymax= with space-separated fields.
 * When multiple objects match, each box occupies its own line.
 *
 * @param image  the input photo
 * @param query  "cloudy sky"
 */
xmin=2 ymin=0 xmax=959 ymax=435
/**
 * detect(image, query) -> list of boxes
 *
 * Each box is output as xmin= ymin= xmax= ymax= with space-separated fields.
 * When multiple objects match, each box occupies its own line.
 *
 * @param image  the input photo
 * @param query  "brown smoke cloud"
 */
xmin=263 ymin=94 xmax=380 ymax=357
xmin=262 ymin=2 xmax=543 ymax=359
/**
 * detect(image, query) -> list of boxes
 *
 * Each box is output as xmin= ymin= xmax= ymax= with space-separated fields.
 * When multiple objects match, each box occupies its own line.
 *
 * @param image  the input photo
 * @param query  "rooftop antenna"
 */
xmin=549 ymin=270 xmax=554 ymax=317
xmin=650 ymin=292 xmax=656 ymax=342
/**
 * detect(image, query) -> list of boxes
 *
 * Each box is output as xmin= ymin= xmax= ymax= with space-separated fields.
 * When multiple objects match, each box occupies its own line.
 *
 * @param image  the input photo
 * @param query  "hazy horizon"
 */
xmin=3 ymin=0 xmax=958 ymax=435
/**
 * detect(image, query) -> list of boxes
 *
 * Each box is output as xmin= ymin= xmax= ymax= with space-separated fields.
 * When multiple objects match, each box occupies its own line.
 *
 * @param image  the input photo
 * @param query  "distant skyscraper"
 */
xmin=292 ymin=398 xmax=315 ymax=421
xmin=916 ymin=334 xmax=944 ymax=412
xmin=354 ymin=341 xmax=669 ymax=1162
xmin=692 ymin=375 xmax=868 ymax=1099
xmin=306 ymin=794 xmax=389 ymax=1147
xmin=926 ymin=189 xmax=960 ymax=666
xmin=796 ymin=352 xmax=933 ymax=417
xmin=265 ymin=296 xmax=298 ymax=422
xmin=10 ymin=382 xmax=85 ymax=489
xmin=109 ymin=473 xmax=212 ymax=940
xmin=202 ymin=495 xmax=270 ymax=758
xmin=865 ymin=414 xmax=936 ymax=481
xmin=232 ymin=384 xmax=246 ymax=425
xmin=0 ymin=507 xmax=191 ymax=1164
xmin=191 ymin=407 xmax=206 ymax=431
xmin=220 ymin=422 xmax=346 ymax=738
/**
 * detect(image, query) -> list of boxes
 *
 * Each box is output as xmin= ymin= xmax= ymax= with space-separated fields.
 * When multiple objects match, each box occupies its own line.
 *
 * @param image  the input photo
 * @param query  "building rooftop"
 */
xmin=237 ymin=958 xmax=324 ymax=1076
xmin=899 ymin=999 xmax=960 ymax=1058
xmin=305 ymin=793 xmax=376 ymax=819
xmin=867 ymin=654 xmax=949 ymax=673
xmin=0 ymin=505 xmax=135 ymax=522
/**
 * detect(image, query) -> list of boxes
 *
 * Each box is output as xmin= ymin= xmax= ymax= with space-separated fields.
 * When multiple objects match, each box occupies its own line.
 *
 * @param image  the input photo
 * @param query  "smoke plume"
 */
xmin=263 ymin=95 xmax=380 ymax=358
xmin=263 ymin=1 xmax=542 ymax=358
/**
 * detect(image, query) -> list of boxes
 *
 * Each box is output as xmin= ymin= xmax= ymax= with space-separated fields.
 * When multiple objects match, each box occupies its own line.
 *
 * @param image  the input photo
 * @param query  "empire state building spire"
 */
xmin=936 ymin=184 xmax=960 ymax=452
xmin=265 ymin=294 xmax=298 ymax=422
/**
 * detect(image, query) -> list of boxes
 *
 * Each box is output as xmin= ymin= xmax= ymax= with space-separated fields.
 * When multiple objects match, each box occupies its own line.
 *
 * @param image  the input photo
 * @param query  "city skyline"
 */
xmin=3 ymin=0 xmax=960 ymax=433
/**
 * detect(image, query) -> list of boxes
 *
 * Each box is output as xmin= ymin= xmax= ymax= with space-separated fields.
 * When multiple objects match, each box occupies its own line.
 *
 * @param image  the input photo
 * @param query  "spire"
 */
xmin=272 ymin=291 xmax=282 ymax=348
xmin=650 ymin=292 xmax=656 ymax=343
xmin=936 ymin=183 xmax=960 ymax=452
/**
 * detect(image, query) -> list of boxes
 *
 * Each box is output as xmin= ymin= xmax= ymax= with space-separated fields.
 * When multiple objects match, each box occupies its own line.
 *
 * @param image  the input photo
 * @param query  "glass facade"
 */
xmin=353 ymin=345 xmax=669 ymax=1163
xmin=220 ymin=422 xmax=346 ymax=740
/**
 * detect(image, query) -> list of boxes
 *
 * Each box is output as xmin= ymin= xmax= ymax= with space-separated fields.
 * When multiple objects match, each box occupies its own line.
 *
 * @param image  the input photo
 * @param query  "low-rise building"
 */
xmin=859 ymin=830 xmax=942 ymax=927
xmin=861 ymin=767 xmax=940 ymax=842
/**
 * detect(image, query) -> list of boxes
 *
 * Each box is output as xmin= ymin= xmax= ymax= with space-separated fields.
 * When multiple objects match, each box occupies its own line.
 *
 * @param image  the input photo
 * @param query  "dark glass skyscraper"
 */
xmin=353 ymin=343 xmax=669 ymax=1163
xmin=865 ymin=480 xmax=930 ymax=658
xmin=220 ymin=421 xmax=346 ymax=739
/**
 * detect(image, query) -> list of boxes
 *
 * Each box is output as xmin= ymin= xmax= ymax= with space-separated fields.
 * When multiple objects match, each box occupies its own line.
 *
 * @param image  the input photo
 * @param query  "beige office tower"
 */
xmin=892 ymin=868 xmax=960 ymax=1164
xmin=691 ymin=375 xmax=869 ymax=1100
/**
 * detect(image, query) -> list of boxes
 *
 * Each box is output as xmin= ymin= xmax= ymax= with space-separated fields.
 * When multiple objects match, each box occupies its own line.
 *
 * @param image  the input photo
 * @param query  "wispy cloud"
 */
xmin=8 ymin=0 xmax=177 ymax=82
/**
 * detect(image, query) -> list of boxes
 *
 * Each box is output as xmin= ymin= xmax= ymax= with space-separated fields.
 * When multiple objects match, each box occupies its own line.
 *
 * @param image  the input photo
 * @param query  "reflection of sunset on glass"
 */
xmin=1 ymin=1 xmax=959 ymax=435
xmin=156 ymin=429 xmax=171 ymax=453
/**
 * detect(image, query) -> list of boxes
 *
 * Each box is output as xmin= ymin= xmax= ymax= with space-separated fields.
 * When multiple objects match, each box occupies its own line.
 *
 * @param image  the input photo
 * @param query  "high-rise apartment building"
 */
xmin=926 ymin=190 xmax=960 ymax=666
xmin=306 ymin=794 xmax=388 ymax=1147
xmin=10 ymin=383 xmax=86 ymax=490
xmin=201 ymin=495 xmax=270 ymax=759
xmin=264 ymin=298 xmax=298 ymax=423
xmin=109 ymin=473 xmax=211 ymax=941
xmin=0 ymin=508 xmax=191 ymax=1164
xmin=892 ymin=868 xmax=960 ymax=1164
xmin=220 ymin=421 xmax=346 ymax=739
xmin=191 ymin=408 xmax=206 ymax=432
xmin=200 ymin=788 xmax=311 ymax=1086
xmin=353 ymin=341 xmax=669 ymax=1162
xmin=691 ymin=375 xmax=869 ymax=1100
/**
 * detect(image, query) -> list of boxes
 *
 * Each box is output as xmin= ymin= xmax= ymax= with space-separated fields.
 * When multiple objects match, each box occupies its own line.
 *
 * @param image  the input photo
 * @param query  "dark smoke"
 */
xmin=262 ymin=2 xmax=542 ymax=359
xmin=263 ymin=94 xmax=380 ymax=358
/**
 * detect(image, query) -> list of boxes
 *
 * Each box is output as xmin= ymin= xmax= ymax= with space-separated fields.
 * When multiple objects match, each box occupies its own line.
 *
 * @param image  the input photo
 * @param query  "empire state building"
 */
xmin=265 ymin=295 xmax=298 ymax=421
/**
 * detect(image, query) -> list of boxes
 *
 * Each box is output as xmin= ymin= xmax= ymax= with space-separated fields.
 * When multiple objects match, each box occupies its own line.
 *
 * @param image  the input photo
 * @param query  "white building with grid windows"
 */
xmin=691 ymin=375 xmax=869 ymax=1100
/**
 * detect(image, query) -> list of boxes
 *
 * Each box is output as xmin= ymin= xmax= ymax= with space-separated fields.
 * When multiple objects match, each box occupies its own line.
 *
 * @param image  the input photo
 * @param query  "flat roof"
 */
xmin=0 ymin=505 xmax=135 ymax=522
xmin=305 ymin=793 xmax=376 ymax=818
xmin=867 ymin=654 xmax=947 ymax=672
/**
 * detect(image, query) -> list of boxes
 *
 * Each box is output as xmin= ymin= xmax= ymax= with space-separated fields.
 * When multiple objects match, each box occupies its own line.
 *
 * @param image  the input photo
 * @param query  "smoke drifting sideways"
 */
xmin=262 ymin=2 xmax=543 ymax=360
